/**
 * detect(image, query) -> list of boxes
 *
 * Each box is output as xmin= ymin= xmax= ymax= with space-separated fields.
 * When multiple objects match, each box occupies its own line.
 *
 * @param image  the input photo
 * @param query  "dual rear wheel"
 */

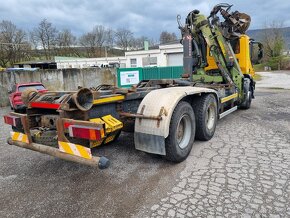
xmin=165 ymin=94 xmax=218 ymax=162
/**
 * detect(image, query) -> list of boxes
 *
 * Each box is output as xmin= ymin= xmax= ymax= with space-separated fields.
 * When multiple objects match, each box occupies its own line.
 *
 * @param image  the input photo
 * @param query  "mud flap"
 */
xmin=134 ymin=87 xmax=218 ymax=156
xmin=134 ymin=132 xmax=166 ymax=155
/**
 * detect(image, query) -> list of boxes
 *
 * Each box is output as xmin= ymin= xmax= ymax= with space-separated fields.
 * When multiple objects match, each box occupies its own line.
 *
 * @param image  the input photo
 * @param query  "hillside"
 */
xmin=247 ymin=27 xmax=290 ymax=49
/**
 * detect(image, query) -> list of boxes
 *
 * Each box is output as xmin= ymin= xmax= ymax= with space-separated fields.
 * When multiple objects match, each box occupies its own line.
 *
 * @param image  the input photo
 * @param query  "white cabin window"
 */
xmin=130 ymin=58 xmax=137 ymax=67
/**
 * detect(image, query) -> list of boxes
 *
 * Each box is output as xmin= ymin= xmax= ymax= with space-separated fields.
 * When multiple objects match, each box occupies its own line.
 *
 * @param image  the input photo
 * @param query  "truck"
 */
xmin=3 ymin=3 xmax=263 ymax=169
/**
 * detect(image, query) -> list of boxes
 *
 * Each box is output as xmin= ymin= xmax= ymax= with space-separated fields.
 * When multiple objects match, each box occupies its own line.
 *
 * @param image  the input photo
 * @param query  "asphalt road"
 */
xmin=1 ymin=72 xmax=290 ymax=217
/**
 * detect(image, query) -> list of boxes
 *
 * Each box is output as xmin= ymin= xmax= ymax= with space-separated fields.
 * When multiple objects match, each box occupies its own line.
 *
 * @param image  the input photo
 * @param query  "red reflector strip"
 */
xmin=3 ymin=115 xmax=21 ymax=126
xmin=30 ymin=102 xmax=60 ymax=109
xmin=68 ymin=125 xmax=102 ymax=141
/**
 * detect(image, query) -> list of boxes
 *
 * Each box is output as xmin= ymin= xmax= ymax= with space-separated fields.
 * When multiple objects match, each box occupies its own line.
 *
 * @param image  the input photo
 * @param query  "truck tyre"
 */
xmin=239 ymin=78 xmax=252 ymax=109
xmin=165 ymin=101 xmax=195 ymax=162
xmin=193 ymin=94 xmax=217 ymax=141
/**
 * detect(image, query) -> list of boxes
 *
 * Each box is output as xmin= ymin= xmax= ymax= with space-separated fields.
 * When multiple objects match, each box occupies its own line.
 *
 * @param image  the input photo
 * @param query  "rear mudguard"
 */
xmin=134 ymin=86 xmax=218 ymax=155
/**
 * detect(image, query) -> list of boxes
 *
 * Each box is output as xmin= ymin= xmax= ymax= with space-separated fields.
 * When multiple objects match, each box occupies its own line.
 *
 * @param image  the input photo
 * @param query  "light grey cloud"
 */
xmin=0 ymin=0 xmax=289 ymax=39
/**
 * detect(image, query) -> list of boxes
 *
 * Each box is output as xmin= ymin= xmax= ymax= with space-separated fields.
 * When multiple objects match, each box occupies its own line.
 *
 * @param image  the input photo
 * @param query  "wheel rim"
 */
xmin=206 ymin=104 xmax=215 ymax=130
xmin=176 ymin=114 xmax=192 ymax=149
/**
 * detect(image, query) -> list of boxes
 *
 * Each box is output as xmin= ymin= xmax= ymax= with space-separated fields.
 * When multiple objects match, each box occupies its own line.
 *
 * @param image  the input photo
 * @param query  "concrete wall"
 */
xmin=0 ymin=68 xmax=116 ymax=107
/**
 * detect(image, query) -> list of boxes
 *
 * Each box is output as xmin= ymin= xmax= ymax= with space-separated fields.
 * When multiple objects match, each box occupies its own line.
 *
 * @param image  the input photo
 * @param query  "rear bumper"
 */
xmin=7 ymin=138 xmax=110 ymax=169
xmin=4 ymin=112 xmax=110 ymax=169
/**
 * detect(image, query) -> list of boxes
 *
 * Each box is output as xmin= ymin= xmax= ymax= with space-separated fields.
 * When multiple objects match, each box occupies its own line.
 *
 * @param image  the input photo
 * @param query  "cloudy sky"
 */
xmin=0 ymin=0 xmax=289 ymax=39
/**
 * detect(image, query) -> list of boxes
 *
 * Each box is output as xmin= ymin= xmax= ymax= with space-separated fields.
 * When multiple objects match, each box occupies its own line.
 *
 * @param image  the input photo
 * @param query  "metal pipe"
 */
xmin=7 ymin=138 xmax=110 ymax=169
xmin=119 ymin=112 xmax=162 ymax=120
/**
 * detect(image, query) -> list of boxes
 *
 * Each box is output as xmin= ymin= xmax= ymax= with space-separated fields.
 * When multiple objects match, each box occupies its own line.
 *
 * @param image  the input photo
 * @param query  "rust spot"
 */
xmin=140 ymin=105 xmax=145 ymax=114
xmin=139 ymin=105 xmax=145 ymax=125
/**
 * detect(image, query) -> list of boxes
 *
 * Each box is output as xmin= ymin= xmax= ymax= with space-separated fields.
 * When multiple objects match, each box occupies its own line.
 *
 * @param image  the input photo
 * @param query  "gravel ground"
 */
xmin=256 ymin=71 xmax=290 ymax=89
xmin=0 ymin=72 xmax=290 ymax=217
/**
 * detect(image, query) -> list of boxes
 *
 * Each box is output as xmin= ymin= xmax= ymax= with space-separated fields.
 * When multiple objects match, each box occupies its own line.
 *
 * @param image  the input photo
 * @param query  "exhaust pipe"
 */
xmin=71 ymin=88 xmax=94 ymax=111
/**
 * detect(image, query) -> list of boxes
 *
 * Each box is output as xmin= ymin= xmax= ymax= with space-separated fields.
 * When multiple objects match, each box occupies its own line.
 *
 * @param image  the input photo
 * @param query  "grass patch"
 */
xmin=253 ymin=64 xmax=264 ymax=72
xmin=253 ymin=73 xmax=262 ymax=81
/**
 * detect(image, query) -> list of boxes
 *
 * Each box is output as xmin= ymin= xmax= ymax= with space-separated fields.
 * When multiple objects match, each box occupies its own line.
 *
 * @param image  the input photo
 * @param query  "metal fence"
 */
xmin=117 ymin=66 xmax=183 ymax=88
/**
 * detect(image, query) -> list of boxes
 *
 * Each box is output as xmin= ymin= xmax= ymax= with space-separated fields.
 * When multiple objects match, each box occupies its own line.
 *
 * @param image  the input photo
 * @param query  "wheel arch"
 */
xmin=134 ymin=86 xmax=218 ymax=155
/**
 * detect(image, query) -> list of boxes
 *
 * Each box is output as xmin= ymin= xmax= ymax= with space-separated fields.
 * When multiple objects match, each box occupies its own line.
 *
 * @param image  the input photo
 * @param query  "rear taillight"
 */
xmin=30 ymin=102 xmax=60 ymax=109
xmin=4 ymin=115 xmax=22 ymax=127
xmin=68 ymin=125 xmax=105 ymax=141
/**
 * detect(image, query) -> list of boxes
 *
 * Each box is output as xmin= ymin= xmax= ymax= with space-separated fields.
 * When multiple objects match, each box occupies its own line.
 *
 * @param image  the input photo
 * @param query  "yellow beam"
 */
xmin=221 ymin=93 xmax=238 ymax=104
xmin=93 ymin=95 xmax=125 ymax=105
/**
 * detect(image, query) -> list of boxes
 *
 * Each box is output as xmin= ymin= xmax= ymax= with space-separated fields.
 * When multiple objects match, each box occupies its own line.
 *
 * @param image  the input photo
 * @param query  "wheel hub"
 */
xmin=206 ymin=104 xmax=215 ymax=130
xmin=176 ymin=114 xmax=192 ymax=149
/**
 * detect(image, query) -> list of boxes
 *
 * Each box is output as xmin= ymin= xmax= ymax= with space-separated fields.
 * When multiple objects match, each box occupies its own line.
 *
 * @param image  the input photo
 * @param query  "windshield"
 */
xmin=18 ymin=85 xmax=45 ymax=92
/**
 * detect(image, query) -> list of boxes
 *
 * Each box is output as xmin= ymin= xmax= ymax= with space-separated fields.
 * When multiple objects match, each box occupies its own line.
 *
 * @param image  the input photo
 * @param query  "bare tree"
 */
xmin=94 ymin=25 xmax=107 ymax=49
xmin=30 ymin=19 xmax=58 ymax=60
xmin=79 ymin=32 xmax=95 ymax=57
xmin=79 ymin=25 xmax=108 ymax=57
xmin=130 ymin=36 xmax=147 ymax=50
xmin=105 ymin=28 xmax=114 ymax=49
xmin=159 ymin=31 xmax=177 ymax=44
xmin=262 ymin=21 xmax=285 ymax=58
xmin=56 ymin=29 xmax=77 ymax=56
xmin=0 ymin=20 xmax=30 ymax=67
xmin=262 ymin=21 xmax=285 ymax=70
xmin=115 ymin=28 xmax=133 ymax=51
